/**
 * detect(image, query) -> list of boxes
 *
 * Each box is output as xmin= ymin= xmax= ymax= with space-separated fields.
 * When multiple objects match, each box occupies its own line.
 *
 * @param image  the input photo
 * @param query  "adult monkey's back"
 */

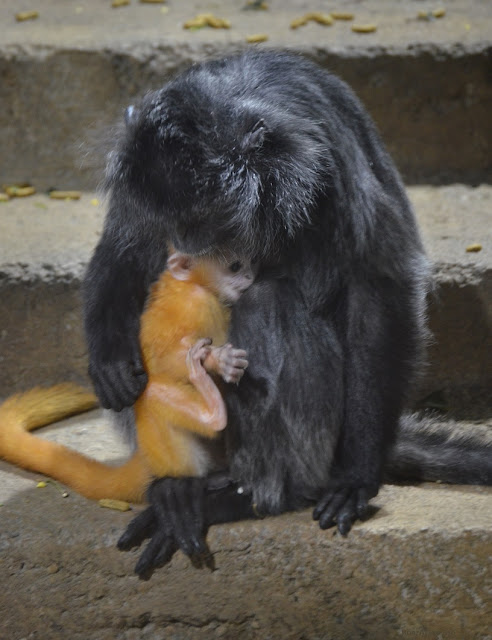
xmin=84 ymin=50 xmax=490 ymax=575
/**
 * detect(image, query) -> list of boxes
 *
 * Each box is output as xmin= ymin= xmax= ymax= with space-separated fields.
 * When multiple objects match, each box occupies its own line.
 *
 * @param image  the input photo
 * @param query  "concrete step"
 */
xmin=0 ymin=0 xmax=491 ymax=188
xmin=1 ymin=184 xmax=491 ymax=401
xmin=0 ymin=407 xmax=491 ymax=640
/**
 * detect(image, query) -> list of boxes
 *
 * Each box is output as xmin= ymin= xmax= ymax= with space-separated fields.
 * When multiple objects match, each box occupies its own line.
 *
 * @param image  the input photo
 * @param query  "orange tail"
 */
xmin=0 ymin=384 xmax=150 ymax=502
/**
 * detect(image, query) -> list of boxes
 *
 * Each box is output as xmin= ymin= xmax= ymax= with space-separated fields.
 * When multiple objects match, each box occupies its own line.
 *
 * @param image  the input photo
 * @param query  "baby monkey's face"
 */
xmin=204 ymin=254 xmax=257 ymax=305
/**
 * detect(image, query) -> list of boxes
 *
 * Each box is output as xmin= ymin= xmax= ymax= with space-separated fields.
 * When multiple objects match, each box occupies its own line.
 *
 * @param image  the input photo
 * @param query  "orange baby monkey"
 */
xmin=0 ymin=250 xmax=255 ymax=502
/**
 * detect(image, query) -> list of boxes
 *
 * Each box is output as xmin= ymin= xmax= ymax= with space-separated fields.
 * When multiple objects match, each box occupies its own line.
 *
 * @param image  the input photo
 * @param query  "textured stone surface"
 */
xmin=0 ymin=407 xmax=491 ymax=640
xmin=0 ymin=0 xmax=491 ymax=188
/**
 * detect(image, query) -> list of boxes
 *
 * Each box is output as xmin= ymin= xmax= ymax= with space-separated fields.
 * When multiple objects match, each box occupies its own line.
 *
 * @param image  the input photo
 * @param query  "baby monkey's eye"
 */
xmin=229 ymin=261 xmax=242 ymax=273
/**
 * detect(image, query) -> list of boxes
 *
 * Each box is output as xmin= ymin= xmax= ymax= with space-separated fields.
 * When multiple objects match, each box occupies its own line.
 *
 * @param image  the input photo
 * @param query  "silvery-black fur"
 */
xmin=84 ymin=50 xmax=490 ymax=528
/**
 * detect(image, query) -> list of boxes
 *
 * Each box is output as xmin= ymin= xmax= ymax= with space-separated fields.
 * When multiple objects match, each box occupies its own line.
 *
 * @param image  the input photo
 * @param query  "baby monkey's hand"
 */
xmin=203 ymin=343 xmax=248 ymax=384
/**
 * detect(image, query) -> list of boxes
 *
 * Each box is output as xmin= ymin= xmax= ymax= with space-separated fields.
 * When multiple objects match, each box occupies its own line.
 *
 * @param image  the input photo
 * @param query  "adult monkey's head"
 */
xmin=107 ymin=58 xmax=327 ymax=260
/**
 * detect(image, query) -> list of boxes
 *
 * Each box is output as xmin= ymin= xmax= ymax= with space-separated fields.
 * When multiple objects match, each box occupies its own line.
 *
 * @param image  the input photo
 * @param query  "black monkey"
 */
xmin=84 ymin=50 xmax=491 ymax=576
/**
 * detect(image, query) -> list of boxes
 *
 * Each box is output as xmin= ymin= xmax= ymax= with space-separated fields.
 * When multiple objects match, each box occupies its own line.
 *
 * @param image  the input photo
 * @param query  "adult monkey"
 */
xmin=84 ymin=50 xmax=489 ymax=576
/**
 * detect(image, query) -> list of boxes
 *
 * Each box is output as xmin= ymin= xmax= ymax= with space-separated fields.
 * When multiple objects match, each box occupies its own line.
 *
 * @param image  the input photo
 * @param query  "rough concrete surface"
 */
xmin=0 ymin=0 xmax=491 ymax=187
xmin=0 ymin=408 xmax=491 ymax=640
xmin=1 ymin=185 xmax=491 ymax=398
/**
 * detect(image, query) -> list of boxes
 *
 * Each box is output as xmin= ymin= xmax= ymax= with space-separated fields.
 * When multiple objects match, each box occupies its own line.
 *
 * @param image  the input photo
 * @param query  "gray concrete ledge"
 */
xmin=1 ymin=185 xmax=491 ymax=399
xmin=0 ymin=411 xmax=491 ymax=640
xmin=0 ymin=0 xmax=491 ymax=187
xmin=0 ymin=409 xmax=491 ymax=639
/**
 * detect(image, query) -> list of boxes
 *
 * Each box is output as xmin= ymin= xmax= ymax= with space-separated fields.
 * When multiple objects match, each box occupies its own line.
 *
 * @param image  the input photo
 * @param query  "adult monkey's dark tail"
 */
xmin=386 ymin=414 xmax=492 ymax=485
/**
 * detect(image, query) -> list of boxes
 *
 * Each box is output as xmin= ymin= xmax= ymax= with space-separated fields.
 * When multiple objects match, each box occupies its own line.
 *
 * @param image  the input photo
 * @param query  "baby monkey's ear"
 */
xmin=167 ymin=252 xmax=194 ymax=281
xmin=241 ymin=119 xmax=267 ymax=153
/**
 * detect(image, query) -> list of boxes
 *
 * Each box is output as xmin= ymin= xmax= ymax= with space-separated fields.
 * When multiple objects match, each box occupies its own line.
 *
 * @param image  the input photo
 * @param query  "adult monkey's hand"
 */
xmin=118 ymin=474 xmax=256 ymax=578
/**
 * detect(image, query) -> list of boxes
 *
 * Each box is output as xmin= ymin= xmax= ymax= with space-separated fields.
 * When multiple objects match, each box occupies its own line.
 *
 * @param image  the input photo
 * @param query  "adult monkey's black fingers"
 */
xmin=167 ymin=478 xmax=207 ymax=556
xmin=116 ymin=359 xmax=145 ymax=404
xmin=153 ymin=538 xmax=179 ymax=570
xmin=313 ymin=490 xmax=335 ymax=521
xmin=98 ymin=363 xmax=128 ymax=411
xmin=89 ymin=360 xmax=115 ymax=410
xmin=117 ymin=507 xmax=157 ymax=551
xmin=335 ymin=493 xmax=357 ymax=536
xmin=189 ymin=478 xmax=207 ymax=542
xmin=134 ymin=531 xmax=174 ymax=579
xmin=109 ymin=362 xmax=134 ymax=410
xmin=318 ymin=488 xmax=350 ymax=530
xmin=128 ymin=344 xmax=149 ymax=398
xmin=356 ymin=487 xmax=370 ymax=519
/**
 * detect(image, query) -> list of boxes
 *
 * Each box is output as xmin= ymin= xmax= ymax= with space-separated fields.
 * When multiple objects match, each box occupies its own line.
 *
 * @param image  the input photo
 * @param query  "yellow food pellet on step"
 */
xmin=99 ymin=498 xmax=131 ymax=511
xmin=290 ymin=16 xmax=308 ymax=29
xmin=5 ymin=186 xmax=36 ymax=197
xmin=306 ymin=12 xmax=334 ymax=26
xmin=184 ymin=14 xmax=230 ymax=29
xmin=351 ymin=23 xmax=377 ymax=33
xmin=49 ymin=191 xmax=82 ymax=200
xmin=433 ymin=8 xmax=446 ymax=18
xmin=246 ymin=33 xmax=269 ymax=43
xmin=16 ymin=11 xmax=39 ymax=22
xmin=331 ymin=12 xmax=354 ymax=21
xmin=465 ymin=243 xmax=482 ymax=253
xmin=112 ymin=0 xmax=130 ymax=7
xmin=37 ymin=481 xmax=47 ymax=488
xmin=291 ymin=12 xmax=333 ymax=28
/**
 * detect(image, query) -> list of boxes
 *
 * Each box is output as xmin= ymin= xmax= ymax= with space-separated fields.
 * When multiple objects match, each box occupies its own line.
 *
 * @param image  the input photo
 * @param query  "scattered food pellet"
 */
xmin=140 ymin=0 xmax=165 ymax=3
xmin=184 ymin=13 xmax=230 ymax=29
xmin=37 ymin=481 xmax=47 ymax=488
xmin=0 ymin=193 xmax=9 ymax=202
xmin=99 ymin=498 xmax=131 ymax=512
xmin=90 ymin=198 xmax=100 ymax=206
xmin=290 ymin=16 xmax=308 ymax=29
xmin=112 ymin=0 xmax=130 ymax=7
xmin=47 ymin=563 xmax=60 ymax=574
xmin=466 ymin=243 xmax=482 ymax=253
xmin=351 ymin=23 xmax=377 ymax=33
xmin=291 ymin=12 xmax=333 ymax=29
xmin=49 ymin=190 xmax=82 ymax=200
xmin=16 ymin=11 xmax=39 ymax=22
xmin=330 ymin=11 xmax=354 ymax=21
xmin=246 ymin=33 xmax=269 ymax=43
xmin=418 ymin=9 xmax=446 ymax=21
xmin=5 ymin=185 xmax=36 ymax=197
